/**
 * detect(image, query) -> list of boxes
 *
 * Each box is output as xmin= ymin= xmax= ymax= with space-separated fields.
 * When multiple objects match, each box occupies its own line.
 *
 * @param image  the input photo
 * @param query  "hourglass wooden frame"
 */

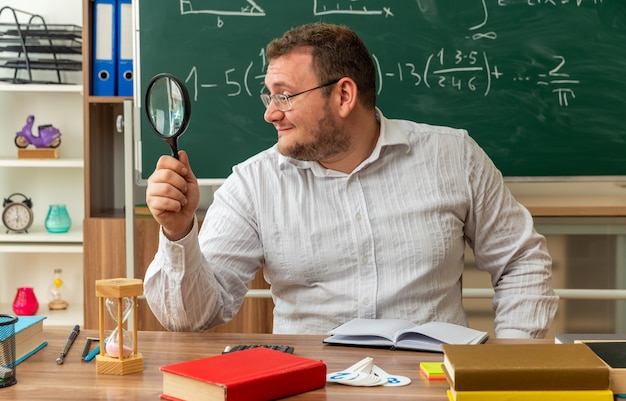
xmin=95 ymin=278 xmax=144 ymax=375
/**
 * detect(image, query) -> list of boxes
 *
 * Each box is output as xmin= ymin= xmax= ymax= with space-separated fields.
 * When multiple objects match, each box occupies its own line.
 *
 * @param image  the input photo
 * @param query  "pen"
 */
xmin=56 ymin=325 xmax=80 ymax=365
xmin=81 ymin=337 xmax=99 ymax=360
xmin=83 ymin=343 xmax=102 ymax=362
xmin=81 ymin=338 xmax=91 ymax=359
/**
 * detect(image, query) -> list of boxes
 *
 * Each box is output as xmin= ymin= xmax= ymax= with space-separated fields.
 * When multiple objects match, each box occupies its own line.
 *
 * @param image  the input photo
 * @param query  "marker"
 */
xmin=56 ymin=325 xmax=80 ymax=365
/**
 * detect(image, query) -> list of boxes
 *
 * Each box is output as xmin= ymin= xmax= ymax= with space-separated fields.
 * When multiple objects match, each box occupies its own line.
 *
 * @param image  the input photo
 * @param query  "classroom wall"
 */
xmin=0 ymin=0 xmax=82 ymax=23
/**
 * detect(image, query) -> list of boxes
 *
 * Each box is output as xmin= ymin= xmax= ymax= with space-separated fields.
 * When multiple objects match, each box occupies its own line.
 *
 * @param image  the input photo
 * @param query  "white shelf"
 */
xmin=0 ymin=226 xmax=81 ymax=241
xmin=0 ymin=157 xmax=83 ymax=168
xmin=0 ymin=303 xmax=84 ymax=327
xmin=0 ymin=226 xmax=82 ymax=253
xmin=0 ymin=83 xmax=83 ymax=93
xmin=0 ymin=243 xmax=83 ymax=253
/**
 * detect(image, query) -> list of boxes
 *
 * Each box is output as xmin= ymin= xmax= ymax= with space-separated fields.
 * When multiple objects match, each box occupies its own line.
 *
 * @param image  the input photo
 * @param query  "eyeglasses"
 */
xmin=260 ymin=79 xmax=340 ymax=112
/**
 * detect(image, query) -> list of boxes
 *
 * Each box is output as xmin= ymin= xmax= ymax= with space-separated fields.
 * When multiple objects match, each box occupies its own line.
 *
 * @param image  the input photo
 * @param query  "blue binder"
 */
xmin=117 ymin=0 xmax=133 ymax=97
xmin=92 ymin=0 xmax=117 ymax=96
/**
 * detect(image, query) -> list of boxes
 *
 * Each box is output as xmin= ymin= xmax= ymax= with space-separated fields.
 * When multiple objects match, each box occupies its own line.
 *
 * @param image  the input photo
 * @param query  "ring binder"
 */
xmin=117 ymin=0 xmax=133 ymax=97
xmin=92 ymin=0 xmax=117 ymax=96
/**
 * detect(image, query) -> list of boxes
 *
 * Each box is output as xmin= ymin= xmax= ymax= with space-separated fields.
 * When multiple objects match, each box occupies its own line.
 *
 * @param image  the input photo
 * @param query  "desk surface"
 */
xmin=3 ymin=328 xmax=547 ymax=400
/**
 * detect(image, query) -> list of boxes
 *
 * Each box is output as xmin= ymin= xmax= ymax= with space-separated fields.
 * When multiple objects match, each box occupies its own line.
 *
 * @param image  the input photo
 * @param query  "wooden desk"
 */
xmin=4 ymin=328 xmax=458 ymax=400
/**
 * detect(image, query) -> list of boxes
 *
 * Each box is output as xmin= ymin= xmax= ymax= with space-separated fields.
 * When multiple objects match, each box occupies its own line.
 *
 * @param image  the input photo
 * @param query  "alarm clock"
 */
xmin=2 ymin=193 xmax=34 ymax=233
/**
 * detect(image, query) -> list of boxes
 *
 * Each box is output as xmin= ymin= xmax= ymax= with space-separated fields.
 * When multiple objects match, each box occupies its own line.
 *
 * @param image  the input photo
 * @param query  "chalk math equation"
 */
xmin=178 ymin=0 xmax=602 ymax=18
xmin=178 ymin=0 xmax=394 ymax=17
xmin=177 ymin=0 xmax=603 ymax=31
xmin=182 ymin=48 xmax=578 ymax=107
xmin=175 ymin=0 xmax=601 ymax=107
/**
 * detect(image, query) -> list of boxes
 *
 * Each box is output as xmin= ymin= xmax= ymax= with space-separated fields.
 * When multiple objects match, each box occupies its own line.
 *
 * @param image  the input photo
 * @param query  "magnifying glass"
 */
xmin=144 ymin=73 xmax=191 ymax=159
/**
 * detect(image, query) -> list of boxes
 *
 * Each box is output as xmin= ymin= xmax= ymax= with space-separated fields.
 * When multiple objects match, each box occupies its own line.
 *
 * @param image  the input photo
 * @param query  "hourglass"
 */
xmin=104 ymin=297 xmax=134 ymax=358
xmin=95 ymin=278 xmax=143 ymax=375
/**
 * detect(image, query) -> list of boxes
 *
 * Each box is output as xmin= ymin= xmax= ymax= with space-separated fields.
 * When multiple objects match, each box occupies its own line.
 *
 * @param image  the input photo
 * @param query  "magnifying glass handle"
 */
xmin=167 ymin=138 xmax=179 ymax=160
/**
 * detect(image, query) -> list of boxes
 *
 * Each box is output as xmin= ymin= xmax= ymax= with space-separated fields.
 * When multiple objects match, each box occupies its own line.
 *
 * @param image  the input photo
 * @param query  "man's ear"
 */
xmin=336 ymin=78 xmax=358 ymax=118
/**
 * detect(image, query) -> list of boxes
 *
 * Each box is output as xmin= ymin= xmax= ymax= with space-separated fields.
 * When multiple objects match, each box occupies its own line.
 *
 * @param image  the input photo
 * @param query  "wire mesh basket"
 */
xmin=0 ymin=314 xmax=18 ymax=388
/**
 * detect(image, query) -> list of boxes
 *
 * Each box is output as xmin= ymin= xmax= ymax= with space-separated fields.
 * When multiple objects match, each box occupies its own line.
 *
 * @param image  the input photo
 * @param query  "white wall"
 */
xmin=0 ymin=0 xmax=83 ymax=84
xmin=0 ymin=1 xmax=82 ymax=24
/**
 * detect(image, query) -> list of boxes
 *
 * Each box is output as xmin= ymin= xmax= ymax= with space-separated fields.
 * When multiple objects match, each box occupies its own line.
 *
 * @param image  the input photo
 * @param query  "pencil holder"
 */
xmin=0 ymin=314 xmax=18 ymax=388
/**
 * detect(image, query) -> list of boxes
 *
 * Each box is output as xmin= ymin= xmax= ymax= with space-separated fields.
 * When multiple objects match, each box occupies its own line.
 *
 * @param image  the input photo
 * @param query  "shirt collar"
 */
xmin=278 ymin=108 xmax=411 ymax=175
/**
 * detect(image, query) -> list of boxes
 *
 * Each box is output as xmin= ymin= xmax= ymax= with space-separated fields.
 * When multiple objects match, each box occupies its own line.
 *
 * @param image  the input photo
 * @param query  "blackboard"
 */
xmin=138 ymin=0 xmax=626 ymax=181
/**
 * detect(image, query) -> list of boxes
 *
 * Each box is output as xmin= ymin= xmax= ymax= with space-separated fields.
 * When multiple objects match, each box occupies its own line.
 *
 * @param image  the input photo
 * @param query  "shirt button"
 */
xmin=355 ymin=213 xmax=362 ymax=221
xmin=362 ymin=256 xmax=369 ymax=263
xmin=363 ymin=298 xmax=370 ymax=305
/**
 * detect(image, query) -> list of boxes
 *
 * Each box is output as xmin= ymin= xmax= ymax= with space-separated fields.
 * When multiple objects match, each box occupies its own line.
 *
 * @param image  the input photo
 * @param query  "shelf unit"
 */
xmin=80 ymin=0 xmax=132 ymax=330
xmin=0 ymin=83 xmax=84 ymax=327
xmin=76 ymin=0 xmax=275 ymax=332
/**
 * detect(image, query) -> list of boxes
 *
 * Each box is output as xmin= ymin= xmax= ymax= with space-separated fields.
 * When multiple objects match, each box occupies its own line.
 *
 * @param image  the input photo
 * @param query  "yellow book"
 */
xmin=447 ymin=388 xmax=614 ymax=401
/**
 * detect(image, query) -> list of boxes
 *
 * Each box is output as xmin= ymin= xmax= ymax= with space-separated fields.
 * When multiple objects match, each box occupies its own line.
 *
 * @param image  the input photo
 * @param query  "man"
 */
xmin=144 ymin=22 xmax=558 ymax=338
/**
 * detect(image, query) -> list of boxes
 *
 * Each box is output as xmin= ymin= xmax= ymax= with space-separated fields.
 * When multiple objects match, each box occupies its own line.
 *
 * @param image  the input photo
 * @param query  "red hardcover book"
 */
xmin=160 ymin=347 xmax=327 ymax=401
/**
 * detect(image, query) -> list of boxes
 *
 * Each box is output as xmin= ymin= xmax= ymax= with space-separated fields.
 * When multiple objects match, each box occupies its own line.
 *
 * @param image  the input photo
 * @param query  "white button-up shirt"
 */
xmin=144 ymin=110 xmax=558 ymax=338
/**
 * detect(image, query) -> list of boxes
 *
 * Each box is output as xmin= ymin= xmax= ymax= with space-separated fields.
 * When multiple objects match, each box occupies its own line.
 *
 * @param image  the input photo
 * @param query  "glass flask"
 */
xmin=104 ymin=297 xmax=134 ymax=358
xmin=48 ymin=268 xmax=69 ymax=310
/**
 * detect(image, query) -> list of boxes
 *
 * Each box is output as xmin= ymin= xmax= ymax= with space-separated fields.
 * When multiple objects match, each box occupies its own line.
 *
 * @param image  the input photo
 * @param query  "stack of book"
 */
xmin=440 ymin=343 xmax=614 ymax=400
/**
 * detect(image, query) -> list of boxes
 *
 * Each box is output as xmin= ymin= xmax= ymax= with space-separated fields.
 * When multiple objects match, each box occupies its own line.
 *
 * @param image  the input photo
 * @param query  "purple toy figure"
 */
xmin=14 ymin=115 xmax=62 ymax=148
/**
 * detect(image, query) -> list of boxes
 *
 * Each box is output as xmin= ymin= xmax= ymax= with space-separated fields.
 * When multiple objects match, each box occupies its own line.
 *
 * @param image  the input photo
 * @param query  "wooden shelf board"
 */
xmin=87 ymin=95 xmax=131 ymax=104
xmin=0 ymin=83 xmax=83 ymax=93
xmin=517 ymin=196 xmax=626 ymax=217
xmin=0 ymin=244 xmax=83 ymax=253
xmin=0 ymin=303 xmax=84 ymax=327
xmin=0 ymin=226 xmax=82 ymax=244
xmin=0 ymin=157 xmax=83 ymax=168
